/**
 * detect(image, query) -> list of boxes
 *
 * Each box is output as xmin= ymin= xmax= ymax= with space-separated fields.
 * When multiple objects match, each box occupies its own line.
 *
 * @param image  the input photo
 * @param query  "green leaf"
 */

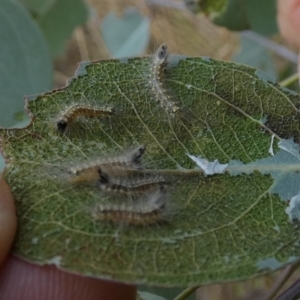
xmin=101 ymin=8 xmax=150 ymax=58
xmin=2 ymin=52 xmax=300 ymax=286
xmin=245 ymin=0 xmax=278 ymax=36
xmin=213 ymin=0 xmax=249 ymax=31
xmin=20 ymin=0 xmax=56 ymax=16
xmin=183 ymin=0 xmax=227 ymax=15
xmin=233 ymin=36 xmax=277 ymax=79
xmin=36 ymin=0 xmax=88 ymax=57
xmin=213 ymin=0 xmax=277 ymax=35
xmin=187 ymin=0 xmax=277 ymax=35
xmin=0 ymin=0 xmax=52 ymax=128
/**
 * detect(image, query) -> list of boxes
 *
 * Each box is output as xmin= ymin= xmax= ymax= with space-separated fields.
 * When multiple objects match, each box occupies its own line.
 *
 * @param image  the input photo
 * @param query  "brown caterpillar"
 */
xmin=68 ymin=145 xmax=146 ymax=184
xmin=97 ymin=167 xmax=170 ymax=196
xmin=56 ymin=103 xmax=114 ymax=134
xmin=150 ymin=43 xmax=180 ymax=115
xmin=90 ymin=185 xmax=168 ymax=226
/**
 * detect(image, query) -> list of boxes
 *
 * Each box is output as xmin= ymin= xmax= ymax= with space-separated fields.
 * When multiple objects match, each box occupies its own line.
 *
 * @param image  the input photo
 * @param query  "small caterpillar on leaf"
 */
xmin=97 ymin=167 xmax=170 ymax=196
xmin=150 ymin=43 xmax=180 ymax=115
xmin=56 ymin=103 xmax=114 ymax=135
xmin=90 ymin=185 xmax=169 ymax=226
xmin=68 ymin=145 xmax=146 ymax=184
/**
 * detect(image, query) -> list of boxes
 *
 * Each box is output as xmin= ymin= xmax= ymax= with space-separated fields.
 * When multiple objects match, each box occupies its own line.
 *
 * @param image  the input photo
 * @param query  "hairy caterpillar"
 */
xmin=68 ymin=145 xmax=146 ymax=184
xmin=56 ymin=103 xmax=114 ymax=134
xmin=149 ymin=43 xmax=180 ymax=115
xmin=91 ymin=185 xmax=168 ymax=226
xmin=97 ymin=167 xmax=170 ymax=196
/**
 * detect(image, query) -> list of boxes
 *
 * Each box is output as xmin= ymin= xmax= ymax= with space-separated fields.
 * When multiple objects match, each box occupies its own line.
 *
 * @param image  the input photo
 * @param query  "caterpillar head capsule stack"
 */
xmin=64 ymin=144 xmax=174 ymax=227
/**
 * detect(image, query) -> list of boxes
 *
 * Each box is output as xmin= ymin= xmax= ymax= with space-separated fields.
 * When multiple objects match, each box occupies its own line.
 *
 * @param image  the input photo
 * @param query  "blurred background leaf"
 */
xmin=0 ymin=0 xmax=52 ymax=128
xmin=190 ymin=0 xmax=278 ymax=36
xmin=233 ymin=35 xmax=277 ymax=79
xmin=20 ymin=0 xmax=56 ymax=16
xmin=183 ymin=0 xmax=227 ymax=15
xmin=33 ymin=0 xmax=89 ymax=57
xmin=101 ymin=8 xmax=150 ymax=58
xmin=245 ymin=0 xmax=277 ymax=36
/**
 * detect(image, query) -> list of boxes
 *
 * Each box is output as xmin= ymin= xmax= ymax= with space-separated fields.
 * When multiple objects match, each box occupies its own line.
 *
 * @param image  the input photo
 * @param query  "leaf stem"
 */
xmin=143 ymin=168 xmax=203 ymax=176
xmin=173 ymin=286 xmax=200 ymax=300
xmin=261 ymin=261 xmax=300 ymax=300
xmin=279 ymin=73 xmax=299 ymax=87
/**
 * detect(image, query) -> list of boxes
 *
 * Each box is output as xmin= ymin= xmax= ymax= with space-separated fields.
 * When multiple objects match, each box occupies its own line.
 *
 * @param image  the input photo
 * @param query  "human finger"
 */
xmin=0 ymin=256 xmax=136 ymax=300
xmin=0 ymin=175 xmax=17 ymax=266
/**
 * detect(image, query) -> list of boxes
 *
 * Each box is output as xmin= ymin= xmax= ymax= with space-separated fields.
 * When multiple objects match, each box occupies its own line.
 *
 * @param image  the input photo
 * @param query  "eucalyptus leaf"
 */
xmin=37 ymin=0 xmax=88 ymax=57
xmin=245 ymin=0 xmax=277 ymax=36
xmin=20 ymin=0 xmax=56 ymax=16
xmin=101 ymin=8 xmax=150 ymax=58
xmin=1 ymin=51 xmax=300 ymax=286
xmin=212 ymin=0 xmax=277 ymax=35
xmin=213 ymin=0 xmax=249 ymax=31
xmin=233 ymin=36 xmax=277 ymax=79
xmin=0 ymin=0 xmax=52 ymax=128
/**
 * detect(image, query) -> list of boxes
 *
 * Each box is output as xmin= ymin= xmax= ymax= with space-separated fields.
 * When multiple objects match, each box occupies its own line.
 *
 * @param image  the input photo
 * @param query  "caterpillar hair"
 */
xmin=67 ymin=145 xmax=146 ymax=184
xmin=56 ymin=103 xmax=115 ymax=134
xmin=150 ymin=43 xmax=180 ymax=115
xmin=97 ymin=167 xmax=170 ymax=196
xmin=90 ymin=185 xmax=169 ymax=226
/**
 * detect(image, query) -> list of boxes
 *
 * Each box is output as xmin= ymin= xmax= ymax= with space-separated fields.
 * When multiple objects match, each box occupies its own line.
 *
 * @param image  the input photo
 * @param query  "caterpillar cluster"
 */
xmin=53 ymin=43 xmax=180 ymax=137
xmin=68 ymin=145 xmax=172 ymax=226
xmin=51 ymin=44 xmax=179 ymax=226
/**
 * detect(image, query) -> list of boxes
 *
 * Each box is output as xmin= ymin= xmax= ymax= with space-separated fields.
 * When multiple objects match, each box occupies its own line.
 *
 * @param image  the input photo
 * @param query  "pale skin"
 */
xmin=0 ymin=2 xmax=298 ymax=298
xmin=277 ymin=0 xmax=300 ymax=49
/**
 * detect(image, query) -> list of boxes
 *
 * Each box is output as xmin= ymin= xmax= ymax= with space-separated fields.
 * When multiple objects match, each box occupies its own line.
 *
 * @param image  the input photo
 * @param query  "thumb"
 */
xmin=0 ymin=174 xmax=17 ymax=265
